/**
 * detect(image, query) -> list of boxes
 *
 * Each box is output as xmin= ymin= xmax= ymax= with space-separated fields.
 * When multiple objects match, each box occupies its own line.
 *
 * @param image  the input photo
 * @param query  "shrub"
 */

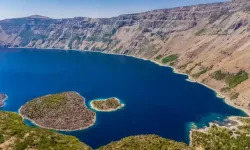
xmin=162 ymin=54 xmax=178 ymax=64
xmin=155 ymin=55 xmax=163 ymax=60
xmin=192 ymin=69 xmax=208 ymax=78
xmin=230 ymin=92 xmax=239 ymax=100
xmin=220 ymin=87 xmax=231 ymax=93
xmin=213 ymin=70 xmax=228 ymax=80
xmin=195 ymin=29 xmax=206 ymax=36
xmin=0 ymin=134 xmax=4 ymax=144
xmin=227 ymin=71 xmax=249 ymax=88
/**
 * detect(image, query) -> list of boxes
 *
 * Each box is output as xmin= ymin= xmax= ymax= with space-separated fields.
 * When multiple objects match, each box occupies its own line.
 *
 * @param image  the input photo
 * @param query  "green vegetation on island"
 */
xmin=98 ymin=135 xmax=189 ymax=150
xmin=162 ymin=54 xmax=179 ymax=64
xmin=90 ymin=97 xmax=124 ymax=112
xmin=19 ymin=92 xmax=96 ymax=131
xmin=0 ymin=111 xmax=91 ymax=150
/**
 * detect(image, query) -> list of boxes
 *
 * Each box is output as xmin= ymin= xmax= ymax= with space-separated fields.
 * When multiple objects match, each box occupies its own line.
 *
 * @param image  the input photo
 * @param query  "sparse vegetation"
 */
xmin=68 ymin=36 xmax=81 ymax=49
xmin=86 ymin=36 xmax=97 ymax=42
xmin=162 ymin=54 xmax=178 ymax=64
xmin=186 ymin=66 xmax=196 ymax=74
xmin=209 ymin=11 xmax=228 ymax=24
xmin=91 ymin=98 xmax=124 ymax=111
xmin=155 ymin=54 xmax=163 ymax=60
xmin=195 ymin=29 xmax=206 ymax=36
xmin=84 ymin=46 xmax=89 ymax=50
xmin=220 ymin=87 xmax=231 ymax=93
xmin=0 ymin=111 xmax=92 ymax=150
xmin=179 ymin=64 xmax=188 ymax=70
xmin=169 ymin=62 xmax=176 ymax=66
xmin=98 ymin=135 xmax=189 ymax=150
xmin=230 ymin=92 xmax=239 ymax=100
xmin=192 ymin=69 xmax=208 ymax=78
xmin=226 ymin=71 xmax=249 ymax=88
xmin=19 ymin=92 xmax=96 ymax=131
xmin=179 ymin=62 xmax=193 ymax=70
xmin=0 ymin=134 xmax=4 ymax=144
xmin=40 ymin=94 xmax=66 ymax=108
xmin=191 ymin=117 xmax=250 ymax=150
xmin=213 ymin=70 xmax=249 ymax=88
xmin=114 ymin=48 xmax=122 ymax=53
xmin=111 ymin=28 xmax=117 ymax=35
xmin=213 ymin=70 xmax=229 ymax=80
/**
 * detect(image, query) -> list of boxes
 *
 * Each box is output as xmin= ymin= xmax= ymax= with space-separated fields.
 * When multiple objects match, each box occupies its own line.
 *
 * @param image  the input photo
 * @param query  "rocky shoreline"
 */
xmin=90 ymin=97 xmax=125 ymax=112
xmin=0 ymin=93 xmax=7 ymax=108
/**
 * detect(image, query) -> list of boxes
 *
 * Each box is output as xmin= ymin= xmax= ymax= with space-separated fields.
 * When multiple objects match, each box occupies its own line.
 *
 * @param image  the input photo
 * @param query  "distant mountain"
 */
xmin=26 ymin=15 xmax=51 ymax=19
xmin=0 ymin=0 xmax=250 ymax=116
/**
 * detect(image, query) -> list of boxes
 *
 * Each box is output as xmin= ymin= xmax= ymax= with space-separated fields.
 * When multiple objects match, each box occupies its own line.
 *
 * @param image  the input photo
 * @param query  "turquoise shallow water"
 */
xmin=0 ymin=48 xmax=246 ymax=148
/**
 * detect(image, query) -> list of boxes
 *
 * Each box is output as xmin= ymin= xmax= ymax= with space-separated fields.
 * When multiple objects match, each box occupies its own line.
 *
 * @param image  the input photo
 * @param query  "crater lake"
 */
xmin=0 ymin=48 xmax=246 ymax=148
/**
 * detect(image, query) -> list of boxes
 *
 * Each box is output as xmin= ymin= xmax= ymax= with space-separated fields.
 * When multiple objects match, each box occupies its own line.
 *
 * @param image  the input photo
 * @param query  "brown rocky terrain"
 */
xmin=19 ymin=92 xmax=96 ymax=131
xmin=90 ymin=98 xmax=124 ymax=112
xmin=1 ymin=0 xmax=250 ymax=114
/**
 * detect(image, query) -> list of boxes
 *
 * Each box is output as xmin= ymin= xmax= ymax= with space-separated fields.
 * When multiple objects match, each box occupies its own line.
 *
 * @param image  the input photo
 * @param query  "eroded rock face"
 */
xmin=0 ymin=1 xmax=235 ymax=53
xmin=1 ymin=0 xmax=250 ymax=115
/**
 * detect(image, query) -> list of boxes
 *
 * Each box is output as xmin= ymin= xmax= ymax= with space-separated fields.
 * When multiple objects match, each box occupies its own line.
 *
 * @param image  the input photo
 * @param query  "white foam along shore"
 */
xmin=9 ymin=47 xmax=249 ymax=116
xmin=0 ymin=94 xmax=8 ymax=108
xmin=18 ymin=92 xmax=96 ymax=132
xmin=90 ymin=97 xmax=125 ymax=112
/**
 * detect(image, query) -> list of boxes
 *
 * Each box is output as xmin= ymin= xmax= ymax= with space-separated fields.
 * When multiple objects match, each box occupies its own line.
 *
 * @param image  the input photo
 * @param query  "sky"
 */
xmin=0 ymin=0 xmax=227 ymax=20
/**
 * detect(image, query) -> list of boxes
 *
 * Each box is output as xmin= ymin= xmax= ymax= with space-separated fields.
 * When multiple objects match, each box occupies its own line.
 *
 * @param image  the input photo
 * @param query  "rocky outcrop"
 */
xmin=1 ymin=0 xmax=250 ymax=114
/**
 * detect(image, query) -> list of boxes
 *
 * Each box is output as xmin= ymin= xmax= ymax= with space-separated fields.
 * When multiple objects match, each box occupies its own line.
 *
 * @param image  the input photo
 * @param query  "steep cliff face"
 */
xmin=1 ymin=0 xmax=250 ymax=113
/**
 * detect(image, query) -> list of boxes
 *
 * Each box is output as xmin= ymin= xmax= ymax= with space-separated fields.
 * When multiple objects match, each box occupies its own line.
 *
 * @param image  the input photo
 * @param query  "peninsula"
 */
xmin=19 ymin=92 xmax=96 ymax=131
xmin=0 ymin=93 xmax=7 ymax=108
xmin=0 ymin=111 xmax=92 ymax=150
xmin=90 ymin=98 xmax=124 ymax=112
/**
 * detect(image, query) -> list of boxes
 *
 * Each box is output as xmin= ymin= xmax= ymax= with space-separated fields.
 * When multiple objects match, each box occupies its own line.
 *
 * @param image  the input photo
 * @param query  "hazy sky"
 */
xmin=0 ymin=0 xmax=227 ymax=20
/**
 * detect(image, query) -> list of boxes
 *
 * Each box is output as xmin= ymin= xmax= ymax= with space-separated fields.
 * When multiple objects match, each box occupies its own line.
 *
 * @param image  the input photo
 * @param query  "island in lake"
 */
xmin=0 ymin=93 xmax=7 ymax=108
xmin=90 ymin=97 xmax=125 ymax=112
xmin=19 ymin=92 xmax=96 ymax=131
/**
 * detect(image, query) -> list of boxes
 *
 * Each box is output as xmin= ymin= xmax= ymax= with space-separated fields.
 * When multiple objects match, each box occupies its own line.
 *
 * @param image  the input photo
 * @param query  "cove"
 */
xmin=0 ymin=48 xmax=246 ymax=149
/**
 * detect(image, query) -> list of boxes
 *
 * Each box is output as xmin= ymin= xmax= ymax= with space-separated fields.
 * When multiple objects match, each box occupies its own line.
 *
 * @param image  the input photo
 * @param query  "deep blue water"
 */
xmin=0 ymin=48 xmax=246 ymax=148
